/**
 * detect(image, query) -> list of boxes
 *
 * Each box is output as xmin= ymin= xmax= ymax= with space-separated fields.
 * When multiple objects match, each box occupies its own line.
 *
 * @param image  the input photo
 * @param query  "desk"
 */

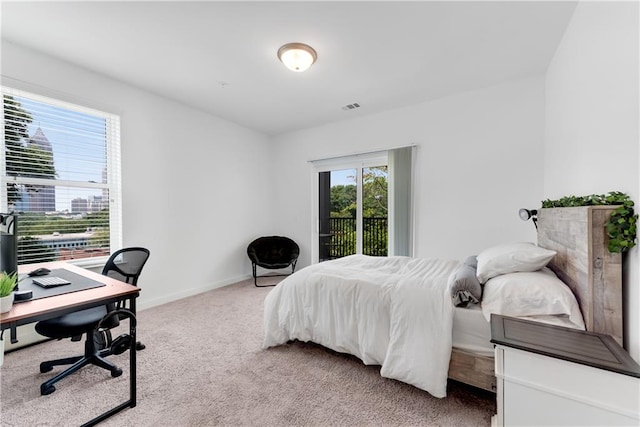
xmin=0 ymin=261 xmax=140 ymax=427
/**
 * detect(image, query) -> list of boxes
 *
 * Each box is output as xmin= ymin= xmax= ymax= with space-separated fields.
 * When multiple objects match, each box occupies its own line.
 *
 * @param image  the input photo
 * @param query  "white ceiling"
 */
xmin=1 ymin=1 xmax=577 ymax=136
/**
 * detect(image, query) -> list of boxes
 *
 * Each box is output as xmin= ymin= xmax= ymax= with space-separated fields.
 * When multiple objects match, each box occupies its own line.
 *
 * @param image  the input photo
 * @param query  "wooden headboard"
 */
xmin=537 ymin=206 xmax=623 ymax=345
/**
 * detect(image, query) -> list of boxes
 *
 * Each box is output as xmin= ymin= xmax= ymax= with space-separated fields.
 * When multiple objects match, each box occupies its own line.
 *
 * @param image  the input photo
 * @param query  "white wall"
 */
xmin=1 ymin=41 xmax=274 ymax=310
xmin=545 ymin=1 xmax=639 ymax=360
xmin=270 ymin=77 xmax=545 ymax=267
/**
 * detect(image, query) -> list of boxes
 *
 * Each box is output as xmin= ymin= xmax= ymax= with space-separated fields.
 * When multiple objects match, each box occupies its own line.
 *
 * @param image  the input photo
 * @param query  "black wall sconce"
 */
xmin=519 ymin=208 xmax=538 ymax=230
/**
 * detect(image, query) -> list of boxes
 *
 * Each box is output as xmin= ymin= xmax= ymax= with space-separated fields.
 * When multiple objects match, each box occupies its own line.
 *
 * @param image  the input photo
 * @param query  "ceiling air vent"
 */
xmin=341 ymin=102 xmax=361 ymax=111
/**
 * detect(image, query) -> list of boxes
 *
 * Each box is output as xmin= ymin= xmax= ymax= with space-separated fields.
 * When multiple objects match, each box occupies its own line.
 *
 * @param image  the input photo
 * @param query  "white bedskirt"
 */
xmin=263 ymin=255 xmax=459 ymax=398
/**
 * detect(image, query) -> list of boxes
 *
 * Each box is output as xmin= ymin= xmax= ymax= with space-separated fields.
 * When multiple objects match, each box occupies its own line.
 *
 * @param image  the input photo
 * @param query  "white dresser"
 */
xmin=491 ymin=314 xmax=640 ymax=427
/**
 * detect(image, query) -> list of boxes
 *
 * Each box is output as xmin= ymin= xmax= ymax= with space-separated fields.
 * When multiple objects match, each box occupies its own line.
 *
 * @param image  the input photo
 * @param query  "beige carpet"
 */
xmin=0 ymin=277 xmax=495 ymax=426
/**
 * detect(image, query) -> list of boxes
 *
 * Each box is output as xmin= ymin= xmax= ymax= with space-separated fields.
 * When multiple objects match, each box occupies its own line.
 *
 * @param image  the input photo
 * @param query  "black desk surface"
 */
xmin=490 ymin=314 xmax=640 ymax=378
xmin=17 ymin=268 xmax=106 ymax=301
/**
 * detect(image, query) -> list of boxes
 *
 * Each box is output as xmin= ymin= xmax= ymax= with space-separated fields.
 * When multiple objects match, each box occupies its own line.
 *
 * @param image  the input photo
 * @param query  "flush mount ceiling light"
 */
xmin=277 ymin=43 xmax=317 ymax=72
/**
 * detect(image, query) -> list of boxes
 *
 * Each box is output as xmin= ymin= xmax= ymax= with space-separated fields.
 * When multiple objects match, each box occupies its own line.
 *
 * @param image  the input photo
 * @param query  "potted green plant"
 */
xmin=541 ymin=191 xmax=637 ymax=253
xmin=0 ymin=272 xmax=18 ymax=314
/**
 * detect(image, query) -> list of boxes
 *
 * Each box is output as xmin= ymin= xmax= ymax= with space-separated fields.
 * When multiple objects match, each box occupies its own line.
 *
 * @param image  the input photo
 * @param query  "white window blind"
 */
xmin=1 ymin=86 xmax=122 ymax=265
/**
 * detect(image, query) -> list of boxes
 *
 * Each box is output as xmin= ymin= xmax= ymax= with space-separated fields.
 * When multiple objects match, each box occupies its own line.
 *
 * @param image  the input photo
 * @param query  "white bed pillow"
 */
xmin=476 ymin=242 xmax=556 ymax=284
xmin=481 ymin=267 xmax=585 ymax=329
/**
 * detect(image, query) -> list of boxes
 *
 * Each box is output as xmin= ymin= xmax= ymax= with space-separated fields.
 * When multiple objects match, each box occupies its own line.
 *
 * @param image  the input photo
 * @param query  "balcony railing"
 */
xmin=322 ymin=217 xmax=388 ymax=260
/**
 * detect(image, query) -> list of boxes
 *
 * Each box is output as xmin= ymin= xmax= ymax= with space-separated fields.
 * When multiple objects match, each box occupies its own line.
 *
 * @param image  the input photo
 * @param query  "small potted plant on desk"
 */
xmin=0 ymin=272 xmax=18 ymax=314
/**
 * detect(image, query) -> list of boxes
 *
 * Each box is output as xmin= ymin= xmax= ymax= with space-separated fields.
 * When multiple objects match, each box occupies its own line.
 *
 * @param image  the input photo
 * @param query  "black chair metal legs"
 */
xmin=251 ymin=260 xmax=297 ymax=287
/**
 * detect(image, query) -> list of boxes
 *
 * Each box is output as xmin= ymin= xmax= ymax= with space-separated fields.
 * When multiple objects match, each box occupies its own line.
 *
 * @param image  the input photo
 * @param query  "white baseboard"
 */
xmin=136 ymin=273 xmax=252 ymax=311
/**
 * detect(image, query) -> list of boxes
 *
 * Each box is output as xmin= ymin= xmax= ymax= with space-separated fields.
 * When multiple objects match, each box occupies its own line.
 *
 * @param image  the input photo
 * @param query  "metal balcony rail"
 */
xmin=324 ymin=217 xmax=388 ymax=259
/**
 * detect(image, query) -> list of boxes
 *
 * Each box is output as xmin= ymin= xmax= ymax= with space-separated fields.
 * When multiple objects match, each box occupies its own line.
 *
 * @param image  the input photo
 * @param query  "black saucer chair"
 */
xmin=35 ymin=247 xmax=150 ymax=395
xmin=247 ymin=236 xmax=300 ymax=287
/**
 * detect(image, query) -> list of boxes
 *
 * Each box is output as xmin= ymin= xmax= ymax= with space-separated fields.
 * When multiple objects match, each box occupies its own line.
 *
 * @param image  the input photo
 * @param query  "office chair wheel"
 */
xmin=136 ymin=341 xmax=146 ymax=351
xmin=40 ymin=363 xmax=54 ymax=373
xmin=41 ymin=384 xmax=56 ymax=395
xmin=111 ymin=367 xmax=123 ymax=377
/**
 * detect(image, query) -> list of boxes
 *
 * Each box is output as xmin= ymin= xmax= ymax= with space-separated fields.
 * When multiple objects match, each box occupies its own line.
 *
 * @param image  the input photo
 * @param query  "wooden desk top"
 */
xmin=490 ymin=314 xmax=640 ymax=378
xmin=1 ymin=261 xmax=140 ymax=325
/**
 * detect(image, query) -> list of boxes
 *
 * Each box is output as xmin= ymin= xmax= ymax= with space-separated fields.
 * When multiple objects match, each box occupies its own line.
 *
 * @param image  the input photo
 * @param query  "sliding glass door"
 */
xmin=361 ymin=166 xmax=388 ymax=256
xmin=319 ymin=168 xmax=357 ymax=261
xmin=311 ymin=146 xmax=415 ymax=264
xmin=317 ymin=159 xmax=388 ymax=262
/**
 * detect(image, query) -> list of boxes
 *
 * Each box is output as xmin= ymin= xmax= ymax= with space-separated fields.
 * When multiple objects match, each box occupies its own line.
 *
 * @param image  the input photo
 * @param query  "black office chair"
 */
xmin=35 ymin=247 xmax=150 ymax=395
xmin=247 ymin=236 xmax=299 ymax=287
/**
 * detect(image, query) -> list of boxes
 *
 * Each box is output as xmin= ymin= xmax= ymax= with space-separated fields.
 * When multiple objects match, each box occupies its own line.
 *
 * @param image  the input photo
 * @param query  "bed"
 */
xmin=263 ymin=206 xmax=624 ymax=397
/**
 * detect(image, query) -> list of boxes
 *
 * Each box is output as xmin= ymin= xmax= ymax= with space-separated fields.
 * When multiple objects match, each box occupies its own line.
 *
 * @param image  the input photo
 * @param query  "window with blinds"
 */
xmin=1 ymin=87 xmax=122 ymax=265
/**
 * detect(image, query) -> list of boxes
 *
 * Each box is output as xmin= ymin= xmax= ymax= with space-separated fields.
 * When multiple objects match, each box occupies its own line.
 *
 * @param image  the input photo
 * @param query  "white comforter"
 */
xmin=263 ymin=254 xmax=459 ymax=398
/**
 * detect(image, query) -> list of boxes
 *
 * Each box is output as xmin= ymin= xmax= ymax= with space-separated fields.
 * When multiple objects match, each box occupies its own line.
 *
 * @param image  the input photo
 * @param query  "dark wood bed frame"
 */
xmin=447 ymin=206 xmax=624 ymax=392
